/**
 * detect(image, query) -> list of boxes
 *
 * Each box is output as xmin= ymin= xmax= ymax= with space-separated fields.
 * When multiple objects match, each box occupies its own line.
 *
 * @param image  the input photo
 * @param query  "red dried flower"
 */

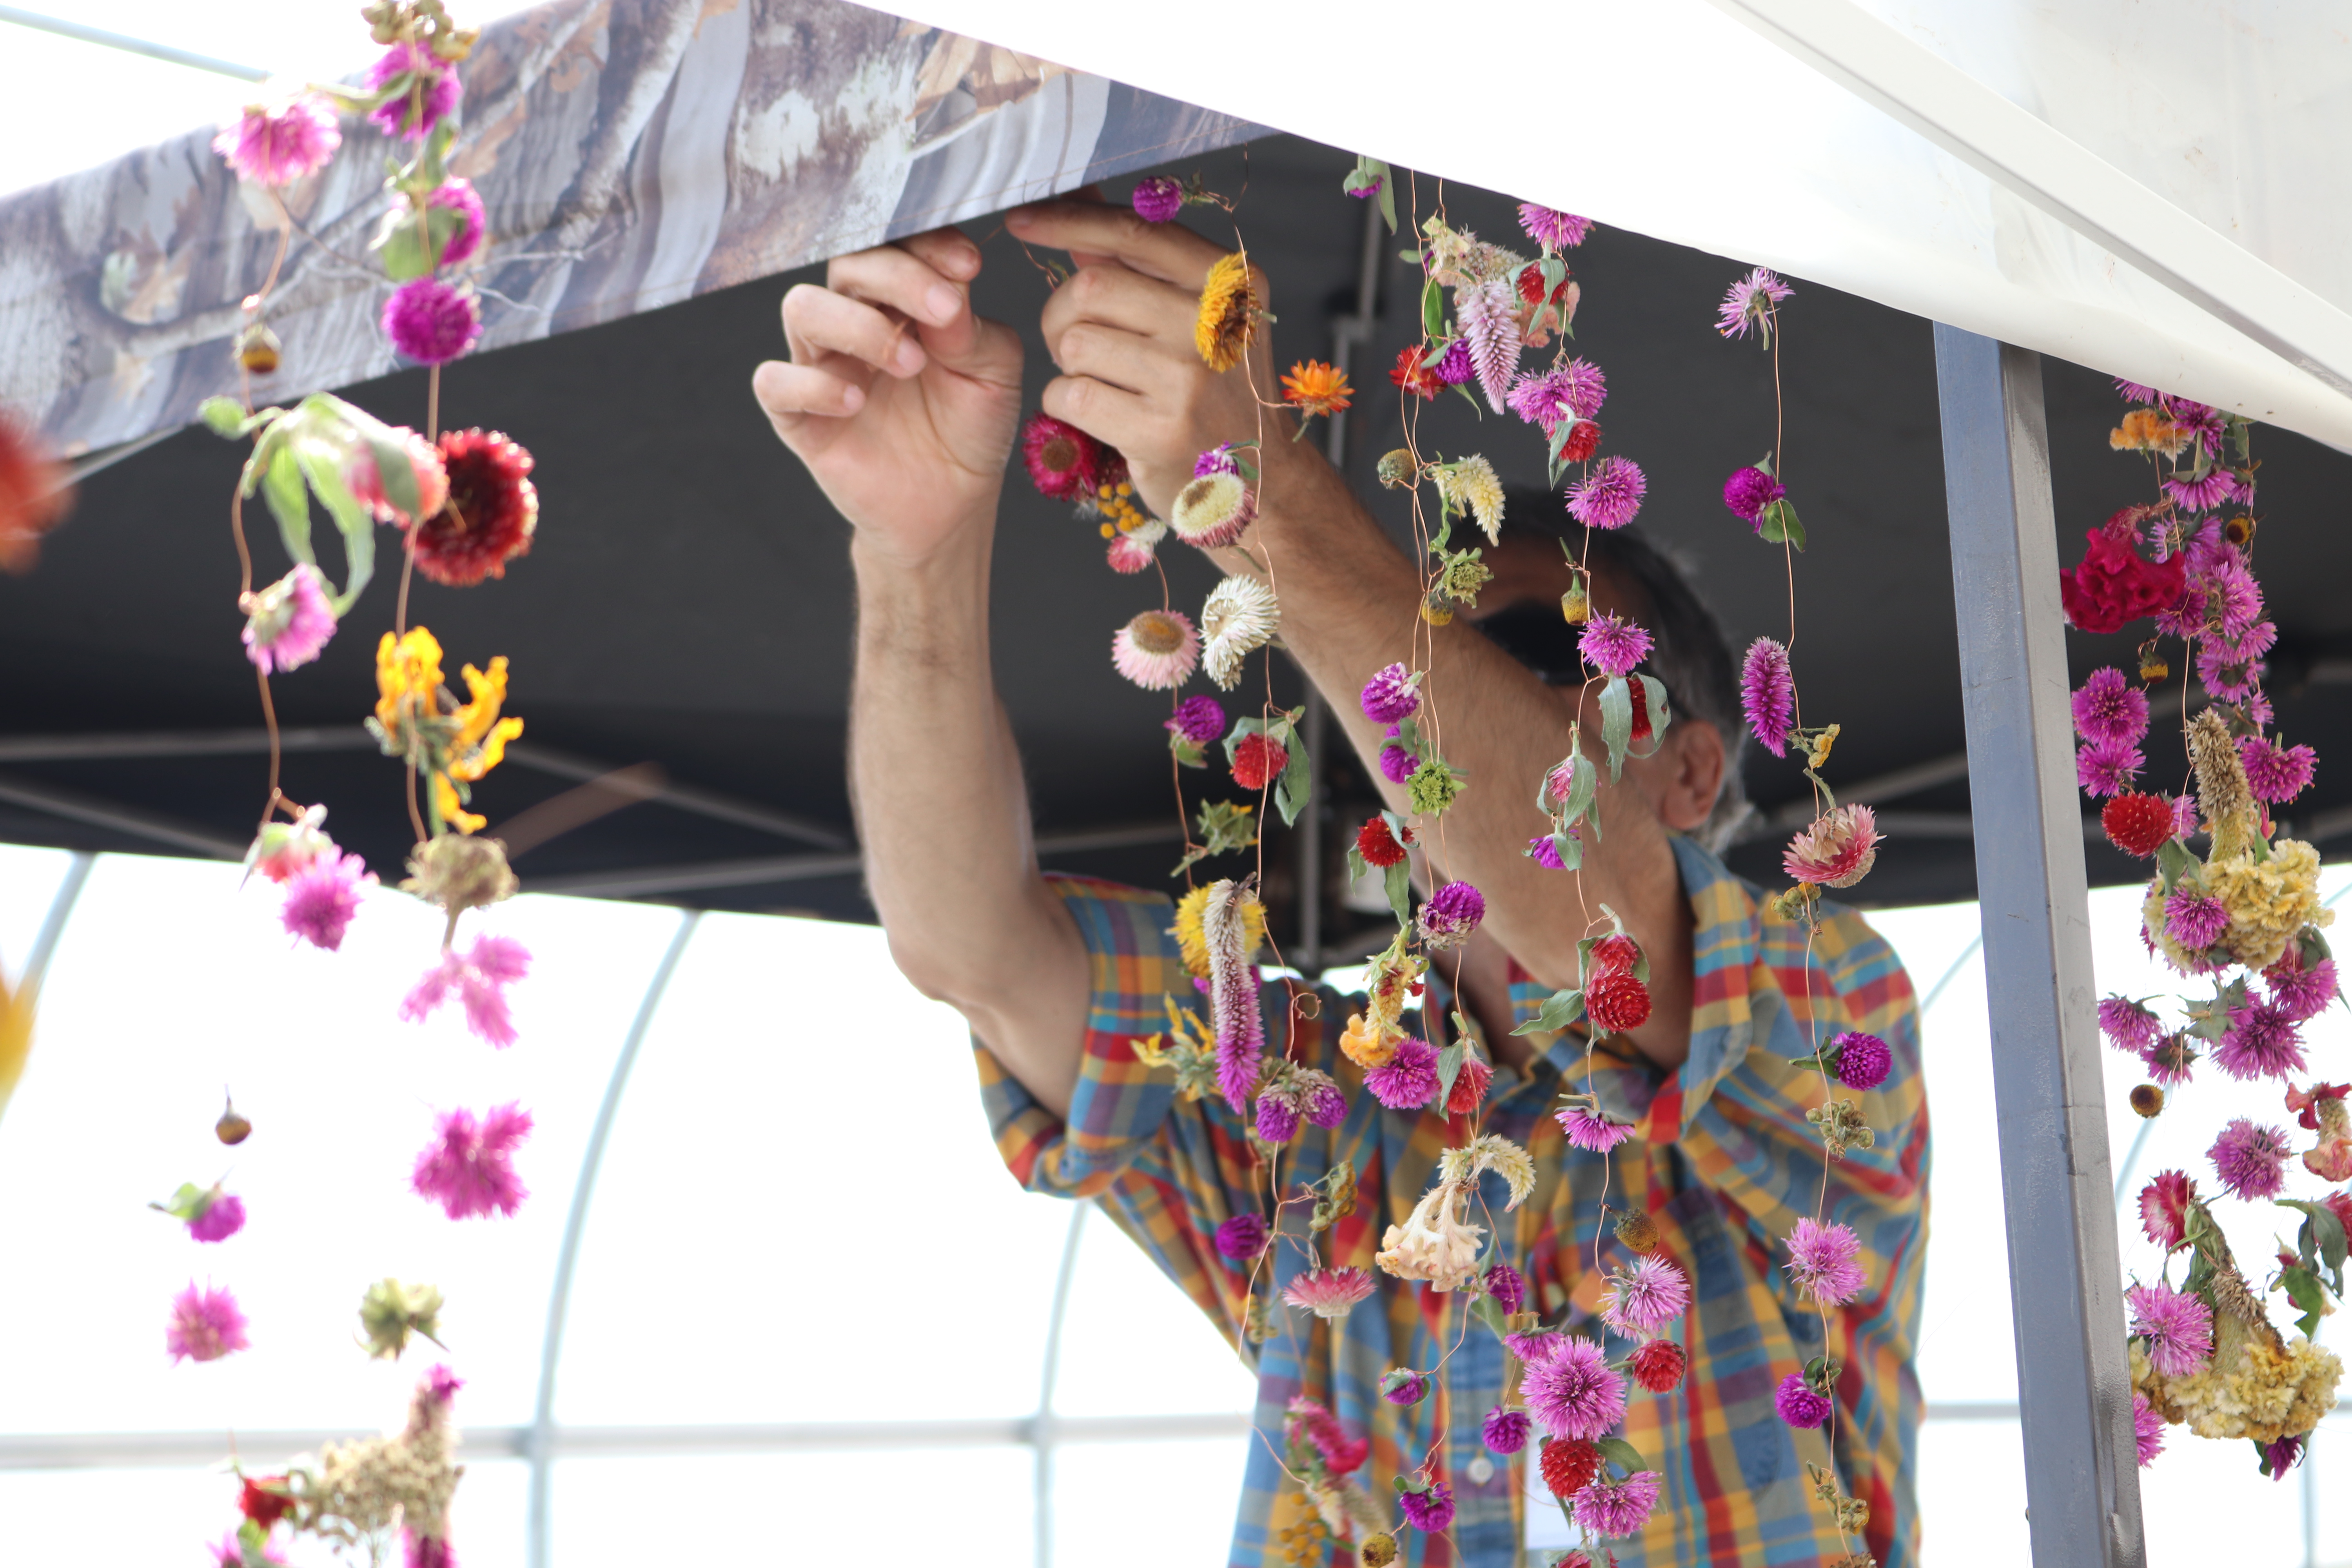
xmin=1516 ymin=262 xmax=1572 ymax=307
xmin=1539 ymin=1437 xmax=1603 ymax=1498
xmin=2060 ymin=514 xmax=2187 ymax=635
xmin=1233 ymin=733 xmax=1288 ymax=791
xmin=1590 ymin=933 xmax=1640 ymax=977
xmin=1561 ymin=420 xmax=1601 ymax=464
xmin=417 ymin=428 xmax=538 ymax=586
xmin=0 ymin=402 xmax=72 ymax=574
xmin=1630 ymin=1338 xmax=1686 ymax=1392
xmin=1390 ymin=343 xmax=1443 ymax=401
xmin=1446 ymin=1054 xmax=1492 ymax=1115
xmin=239 ymin=1474 xmax=294 ymax=1527
xmin=2102 ymin=793 xmax=2174 ymax=858
xmin=1020 ymin=413 xmax=1101 ymax=501
xmin=1357 ymin=815 xmax=1412 ymax=868
xmin=1587 ymin=970 xmax=1652 ymax=1033
xmin=1628 ymin=677 xmax=1653 ymax=744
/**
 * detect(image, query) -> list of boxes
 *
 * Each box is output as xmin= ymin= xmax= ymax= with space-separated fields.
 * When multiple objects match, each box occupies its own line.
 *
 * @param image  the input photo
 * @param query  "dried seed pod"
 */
xmin=2131 ymin=1083 xmax=2165 ymax=1118
xmin=1614 ymin=1208 xmax=1660 ymax=1254
xmin=215 ymin=1096 xmax=253 ymax=1146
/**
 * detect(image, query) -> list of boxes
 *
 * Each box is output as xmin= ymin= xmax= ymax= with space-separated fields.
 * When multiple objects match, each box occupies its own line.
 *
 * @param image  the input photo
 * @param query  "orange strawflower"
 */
xmin=1195 ymin=252 xmax=1258 ymax=372
xmin=1281 ymin=360 xmax=1353 ymax=419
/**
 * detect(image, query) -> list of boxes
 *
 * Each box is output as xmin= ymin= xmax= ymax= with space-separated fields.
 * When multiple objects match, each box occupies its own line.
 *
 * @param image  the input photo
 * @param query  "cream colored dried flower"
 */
xmin=1432 ymin=456 xmax=1504 ymax=546
xmin=1375 ymin=1178 xmax=1485 ymax=1290
xmin=1201 ymin=574 xmax=1280 ymax=690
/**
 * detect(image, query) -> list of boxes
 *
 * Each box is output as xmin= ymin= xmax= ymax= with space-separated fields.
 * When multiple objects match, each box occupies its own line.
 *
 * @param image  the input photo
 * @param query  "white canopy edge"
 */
xmin=888 ymin=0 xmax=2352 ymax=452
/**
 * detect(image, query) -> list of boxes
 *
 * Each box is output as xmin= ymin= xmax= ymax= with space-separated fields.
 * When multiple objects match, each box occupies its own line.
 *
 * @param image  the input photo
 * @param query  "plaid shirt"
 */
xmin=980 ymin=837 xmax=1926 ymax=1568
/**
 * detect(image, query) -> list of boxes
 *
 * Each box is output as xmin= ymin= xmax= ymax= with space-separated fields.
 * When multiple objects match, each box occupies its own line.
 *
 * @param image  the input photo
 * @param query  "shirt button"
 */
xmin=1466 ymin=1454 xmax=1496 ymax=1485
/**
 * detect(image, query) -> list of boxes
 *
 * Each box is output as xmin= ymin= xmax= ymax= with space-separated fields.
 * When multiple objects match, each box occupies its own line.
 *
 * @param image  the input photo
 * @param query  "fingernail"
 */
xmin=1007 ymin=207 xmax=1034 ymax=229
xmin=839 ymin=383 xmax=864 ymax=410
xmin=926 ymin=284 xmax=960 ymax=323
xmin=894 ymin=339 xmax=924 ymax=374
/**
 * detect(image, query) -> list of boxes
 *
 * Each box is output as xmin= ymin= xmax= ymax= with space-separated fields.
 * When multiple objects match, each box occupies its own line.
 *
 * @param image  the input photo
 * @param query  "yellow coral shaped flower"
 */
xmin=376 ymin=627 xmax=446 ymax=731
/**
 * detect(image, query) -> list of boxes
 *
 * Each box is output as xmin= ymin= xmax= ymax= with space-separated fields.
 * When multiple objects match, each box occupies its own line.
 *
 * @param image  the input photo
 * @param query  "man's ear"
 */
xmin=1661 ymin=717 xmax=1727 ymax=834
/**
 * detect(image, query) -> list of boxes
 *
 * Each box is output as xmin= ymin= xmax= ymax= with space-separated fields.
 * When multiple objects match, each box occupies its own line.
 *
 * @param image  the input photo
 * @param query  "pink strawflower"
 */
xmin=2076 ymin=740 xmax=2144 ymax=799
xmin=280 ymin=849 xmax=374 ymax=952
xmin=412 ymin=1102 xmax=533 ymax=1220
xmin=401 ymin=933 xmax=532 ymax=1046
xmin=1166 ymin=695 xmax=1225 ymax=746
xmin=383 ymin=277 xmax=481 ymax=365
xmin=1523 ymin=1334 xmax=1627 ymax=1440
xmin=1214 ymin=1213 xmax=1267 ymax=1259
xmin=214 ymin=93 xmax=341 ymax=187
xmin=1417 ymin=881 xmax=1485 ymax=947
xmin=1105 ymin=531 xmax=1157 ymax=573
xmin=1364 ymin=1037 xmax=1441 ymax=1111
xmin=2163 ymin=887 xmax=2228 ymax=951
xmin=1557 ymin=1106 xmax=1634 ymax=1152
xmin=1716 ymin=267 xmax=1793 ymax=339
xmin=1518 ymin=204 xmax=1592 ymax=250
xmin=1783 ymin=804 xmax=1882 ymax=889
xmin=1111 ymin=609 xmax=1200 ymax=691
xmin=1506 ymin=360 xmax=1607 ymax=435
xmin=2238 ymin=735 xmax=2316 ymax=804
xmin=166 ymin=1282 xmax=249 ymax=1364
xmin=2162 ymin=469 xmax=2243 ymax=513
xmin=241 ymin=563 xmax=338 ymax=674
xmin=1131 ymin=176 xmax=1184 ymax=223
xmin=2099 ymin=996 xmax=2163 ymax=1053
xmin=1282 ymin=1266 xmax=1374 ymax=1319
xmin=1599 ymin=1254 xmax=1690 ymax=1338
xmin=2126 ymin=1282 xmax=2213 ymax=1377
xmin=2266 ymin=956 xmax=2338 ymax=1024
xmin=2214 ymin=998 xmax=2306 ymax=1081
xmin=1578 ymin=612 xmax=1651 ymax=678
xmin=1784 ymin=1217 xmax=1867 ymax=1305
xmin=2133 ymin=1393 xmax=2164 ymax=1467
xmin=188 ymin=1191 xmax=247 ymax=1244
xmin=1832 ymin=1031 xmax=1892 ymax=1091
xmin=1565 ymin=455 xmax=1646 ymax=531
xmin=367 ymin=42 xmax=463 ymax=141
xmin=1775 ymin=1372 xmax=1831 ymax=1428
xmin=2208 ymin=1118 xmax=2291 ymax=1201
xmin=1360 ymin=662 xmax=1421 ymax=724
xmin=1482 ymin=1406 xmax=1532 ymax=1455
xmin=1485 ymin=1262 xmax=1527 ymax=1314
xmin=1397 ymin=1480 xmax=1454 ymax=1533
xmin=2071 ymin=668 xmax=2150 ymax=748
xmin=2139 ymin=1169 xmax=2196 ymax=1250
xmin=1457 ymin=278 xmax=1522 ymax=413
xmin=1571 ymin=1470 xmax=1663 ymax=1539
xmin=427 ymin=176 xmax=487 ymax=269
xmin=1741 ymin=638 xmax=1795 ymax=757
xmin=1722 ymin=466 xmax=1784 ymax=527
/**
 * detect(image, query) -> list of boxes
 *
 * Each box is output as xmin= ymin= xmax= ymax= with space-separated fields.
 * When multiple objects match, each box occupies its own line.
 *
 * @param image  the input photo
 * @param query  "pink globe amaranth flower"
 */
xmin=1253 ymin=1091 xmax=1300 ymax=1144
xmin=2126 ymin=1281 xmax=2213 ymax=1377
xmin=1577 ymin=612 xmax=1651 ymax=678
xmin=1378 ymin=742 xmax=1419 ymax=783
xmin=1523 ymin=1334 xmax=1626 ymax=1440
xmin=1774 ymin=1372 xmax=1831 ymax=1428
xmin=383 ymin=277 xmax=481 ymax=365
xmin=1485 ymin=1262 xmax=1528 ymax=1315
xmin=213 ymin=1532 xmax=289 ymax=1568
xmin=404 ymin=1529 xmax=457 ymax=1568
xmin=1557 ymin=1106 xmax=1634 ymax=1152
xmin=187 ymin=1190 xmax=247 ymax=1243
xmin=2075 ymin=740 xmax=2144 ymax=799
xmin=1506 ymin=1329 xmax=1564 ymax=1364
xmin=1506 ymin=360 xmax=1607 ymax=435
xmin=1783 ymin=804 xmax=1882 ymax=889
xmin=1192 ymin=443 xmax=1240 ymax=478
xmin=2071 ymin=667 xmax=2150 ymax=748
xmin=2099 ymin=996 xmax=2163 ymax=1053
xmin=2141 ymin=1033 xmax=2199 ymax=1086
xmin=1434 ymin=339 xmax=1473 ymax=386
xmin=1832 ymin=1031 xmax=1892 ymax=1091
xmin=1599 ymin=1254 xmax=1690 ymax=1338
xmin=2238 ymin=735 xmax=2316 ymax=804
xmin=2163 ymin=468 xmax=2244 ymax=514
xmin=1359 ymin=661 xmax=1421 ymax=724
xmin=2170 ymin=791 xmax=2201 ymax=840
xmin=367 ymin=42 xmax=464 ymax=141
xmin=1110 ymin=609 xmax=1200 ymax=691
xmin=1571 ymin=1470 xmax=1663 ymax=1539
xmin=2208 ymin=1117 xmax=2291 ymax=1201
xmin=1165 ymin=694 xmax=1225 ymax=746
xmin=1566 ymin=455 xmax=1646 ymax=531
xmin=1383 ymin=1368 xmax=1429 ymax=1405
xmin=2139 ymin=1169 xmax=2197 ymax=1250
xmin=1131 ymin=175 xmax=1184 ymax=223
xmin=1417 ymin=880 xmax=1485 ymax=948
xmin=166 ymin=1282 xmax=250 ymax=1363
xmin=1528 ymin=832 xmax=1570 ymax=869
xmin=1784 ymin=1216 xmax=1867 ymax=1305
xmin=2266 ymin=956 xmax=2338 ymax=1024
xmin=1398 ymin=1480 xmax=1454 ymax=1533
xmin=412 ymin=1102 xmax=533 ymax=1220
xmin=427 ymin=176 xmax=487 ymax=268
xmin=1456 ymin=277 xmax=1522 ymax=413
xmin=1717 ymin=267 xmax=1793 ymax=339
xmin=401 ymin=933 xmax=532 ymax=1046
xmin=2114 ymin=377 xmax=2163 ymax=404
xmin=1518 ymin=204 xmax=1592 ymax=251
xmin=2163 ymin=887 xmax=2228 ymax=951
xmin=1741 ymin=638 xmax=1795 ymax=757
xmin=2197 ymin=630 xmax=2269 ymax=702
xmin=1364 ymin=1037 xmax=1441 ymax=1111
xmin=2132 ymin=1394 xmax=2165 ymax=1467
xmin=1303 ymin=1078 xmax=1348 ymax=1129
xmin=2201 ymin=561 xmax=2264 ymax=640
xmin=1721 ymin=466 xmax=1784 ymax=526
xmin=1482 ymin=1406 xmax=1532 ymax=1455
xmin=1282 ymin=1266 xmax=1374 ymax=1319
xmin=1213 ymin=1213 xmax=1267 ymax=1259
xmin=280 ymin=849 xmax=375 ymax=951
xmin=214 ymin=93 xmax=341 ymax=186
xmin=2213 ymin=998 xmax=2306 ymax=1081
xmin=242 ymin=563 xmax=338 ymax=673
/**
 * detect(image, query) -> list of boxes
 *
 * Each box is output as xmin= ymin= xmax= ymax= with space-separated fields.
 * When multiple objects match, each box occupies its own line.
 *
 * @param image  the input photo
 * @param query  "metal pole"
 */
xmin=1032 ymin=1201 xmax=1089 ymax=1568
xmin=1933 ymin=324 xmax=2143 ymax=1568
xmin=21 ymin=852 xmax=96 ymax=992
xmin=526 ymin=908 xmax=702 ymax=1568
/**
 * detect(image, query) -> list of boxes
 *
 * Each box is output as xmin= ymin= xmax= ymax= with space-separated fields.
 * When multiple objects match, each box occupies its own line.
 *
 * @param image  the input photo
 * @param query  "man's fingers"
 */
xmin=783 ymin=283 xmax=926 ymax=378
xmin=829 ymin=245 xmax=969 ymax=334
xmin=897 ymin=225 xmax=982 ymax=284
xmin=1040 ymin=263 xmax=1196 ymax=354
xmin=1040 ymin=373 xmax=1152 ymax=453
xmin=751 ymin=358 xmax=869 ymax=431
xmin=1006 ymin=200 xmax=1229 ymax=287
xmin=1051 ymin=319 xmax=1167 ymax=400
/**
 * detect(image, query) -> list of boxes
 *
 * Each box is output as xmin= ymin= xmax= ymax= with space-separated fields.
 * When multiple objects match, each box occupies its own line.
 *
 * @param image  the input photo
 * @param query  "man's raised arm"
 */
xmin=752 ymin=227 xmax=1092 ymax=1115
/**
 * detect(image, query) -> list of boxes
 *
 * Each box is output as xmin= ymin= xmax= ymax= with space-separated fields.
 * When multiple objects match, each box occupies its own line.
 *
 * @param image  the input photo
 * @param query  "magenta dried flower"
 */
xmin=2238 ymin=735 xmax=2316 ymax=804
xmin=2099 ymin=996 xmax=2163 ymax=1053
xmin=1364 ymin=1037 xmax=1441 ymax=1111
xmin=2213 ymin=998 xmax=2306 ymax=1081
xmin=427 ymin=176 xmax=487 ymax=269
xmin=1506 ymin=361 xmax=1606 ymax=435
xmin=1131 ymin=176 xmax=1184 ymax=223
xmin=1213 ymin=1213 xmax=1267 ymax=1259
xmin=1721 ymin=466 xmax=1784 ymax=526
xmin=1254 ymin=1092 xmax=1301 ymax=1145
xmin=1518 ymin=204 xmax=1592 ymax=251
xmin=242 ymin=563 xmax=338 ymax=674
xmin=401 ymin=933 xmax=532 ymax=1046
xmin=2208 ymin=1118 xmax=2292 ymax=1200
xmin=383 ymin=277 xmax=481 ymax=365
xmin=1775 ymin=1372 xmax=1831 ymax=1428
xmin=1741 ymin=638 xmax=1795 ymax=757
xmin=2267 ymin=957 xmax=2338 ymax=1024
xmin=1193 ymin=443 xmax=1240 ymax=478
xmin=166 ymin=1282 xmax=250 ymax=1364
xmin=1784 ymin=1217 xmax=1867 ymax=1305
xmin=1397 ymin=1480 xmax=1454 ymax=1532
xmin=2126 ymin=1281 xmax=2213 ymax=1376
xmin=413 ymin=1102 xmax=533 ymax=1220
xmin=2071 ymin=668 xmax=2150 ymax=748
xmin=1382 ymin=1368 xmax=1428 ymax=1405
xmin=1557 ymin=1106 xmax=1634 ymax=1152
xmin=1527 ymin=832 xmax=1570 ymax=870
xmin=1481 ymin=1406 xmax=1532 ymax=1455
xmin=2076 ymin=740 xmax=2144 ymax=799
xmin=367 ymin=42 xmax=463 ymax=141
xmin=214 ymin=93 xmax=341 ymax=187
xmin=1599 ymin=1254 xmax=1690 ymax=1338
xmin=1485 ymin=1263 xmax=1527 ymax=1315
xmin=2202 ymin=561 xmax=2264 ymax=640
xmin=1572 ymin=1470 xmax=1664 ymax=1539
xmin=1303 ymin=1076 xmax=1348 ymax=1129
xmin=1417 ymin=881 xmax=1485 ymax=948
xmin=188 ymin=1191 xmax=247 ymax=1244
xmin=2141 ymin=1034 xmax=2199 ymax=1087
xmin=1565 ymin=455 xmax=1646 ymax=531
xmin=1377 ymin=742 xmax=1419 ymax=783
xmin=2163 ymin=887 xmax=2229 ymax=951
xmin=1434 ymin=339 xmax=1473 ymax=386
xmin=1166 ymin=695 xmax=1225 ymax=746
xmin=1831 ymin=1031 xmax=1891 ymax=1091
xmin=1717 ymin=267 xmax=1793 ymax=339
xmin=2163 ymin=469 xmax=2244 ymax=514
xmin=1578 ymin=612 xmax=1651 ymax=679
xmin=281 ymin=849 xmax=374 ymax=951
xmin=2132 ymin=1392 xmax=2164 ymax=1467
xmin=1360 ymin=662 xmax=1421 ymax=724
xmin=1523 ymin=1334 xmax=1626 ymax=1440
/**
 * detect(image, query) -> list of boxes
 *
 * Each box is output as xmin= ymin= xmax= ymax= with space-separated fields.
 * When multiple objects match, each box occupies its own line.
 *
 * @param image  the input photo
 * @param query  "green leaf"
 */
xmin=1595 ymin=1436 xmax=1646 ymax=1476
xmin=1757 ymin=497 xmax=1807 ymax=551
xmin=1378 ymin=171 xmax=1397 ymax=236
xmin=200 ymin=396 xmax=251 ymax=437
xmin=296 ymin=445 xmax=376 ymax=614
xmin=2279 ymin=1198 xmax=2348 ymax=1294
xmin=260 ymin=445 xmax=315 ymax=569
xmin=2281 ymin=1262 xmax=2328 ymax=1340
xmin=1636 ymin=674 xmax=1673 ymax=751
xmin=148 ymin=1181 xmax=211 ymax=1221
xmin=1558 ymin=751 xmax=1597 ymax=828
xmin=2156 ymin=837 xmax=2196 ymax=895
xmin=1435 ymin=1038 xmax=1465 ymax=1105
xmin=1547 ymin=828 xmax=1582 ymax=871
xmin=1274 ymin=726 xmax=1312 ymax=828
xmin=1467 ymin=1289 xmax=1509 ymax=1339
xmin=1383 ymin=858 xmax=1412 ymax=929
xmin=1421 ymin=277 xmax=1445 ymax=341
xmin=1512 ymin=987 xmax=1584 ymax=1036
xmin=1598 ymin=675 xmax=1632 ymax=782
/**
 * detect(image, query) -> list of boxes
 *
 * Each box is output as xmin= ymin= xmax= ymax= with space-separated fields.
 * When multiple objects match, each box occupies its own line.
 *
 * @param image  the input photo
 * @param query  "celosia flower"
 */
xmin=1741 ymin=638 xmax=1795 ymax=757
xmin=1518 ymin=204 xmax=1592 ymax=250
xmin=1775 ymin=1372 xmax=1831 ymax=1428
xmin=1377 ymin=742 xmax=1418 ymax=783
xmin=401 ymin=933 xmax=532 ymax=1046
xmin=1506 ymin=360 xmax=1607 ymax=436
xmin=347 ymin=426 xmax=452 ymax=527
xmin=1203 ymin=880 xmax=1267 ymax=1109
xmin=1716 ymin=267 xmax=1792 ymax=339
xmin=2060 ymin=525 xmax=2187 ymax=635
xmin=1599 ymin=1255 xmax=1690 ymax=1338
xmin=188 ymin=1190 xmax=247 ymax=1244
xmin=1283 ymin=1266 xmax=1374 ymax=1319
xmin=1356 ymin=815 xmax=1411 ymax=869
xmin=1199 ymin=575 xmax=1279 ymax=690
xmin=1398 ymin=1480 xmax=1453 ymax=1532
xmin=1375 ymin=1176 xmax=1485 ymax=1289
xmin=1832 ymin=1031 xmax=1891 ymax=1091
xmin=412 ymin=1102 xmax=532 ymax=1220
xmin=383 ymin=277 xmax=481 ymax=365
xmin=166 ymin=1282 xmax=250 ymax=1363
xmin=1784 ymin=1217 xmax=1867 ymax=1305
xmin=2207 ymin=1117 xmax=2292 ymax=1200
xmin=1432 ymin=454 xmax=1504 ymax=544
xmin=2126 ymin=1281 xmax=2212 ymax=1376
xmin=1417 ymin=881 xmax=1484 ymax=948
xmin=1111 ymin=609 xmax=1200 ymax=691
xmin=1457 ymin=277 xmax=1521 ymax=412
xmin=1557 ymin=1106 xmax=1635 ymax=1152
xmin=2214 ymin=997 xmax=2306 ymax=1081
xmin=1572 ymin=1470 xmax=1664 ymax=1539
xmin=2138 ymin=1169 xmax=2196 ymax=1250
xmin=1783 ymin=804 xmax=1882 ymax=888
xmin=2238 ymin=735 xmax=2316 ymax=804
xmin=1523 ymin=1335 xmax=1627 ymax=1440
xmin=214 ymin=93 xmax=341 ymax=186
xmin=1166 ymin=695 xmax=1225 ymax=746
xmin=2266 ymin=955 xmax=2338 ymax=1024
xmin=1565 ymin=455 xmax=1646 ymax=531
xmin=407 ymin=426 xmax=536 ymax=585
xmin=1365 ymin=1036 xmax=1442 ymax=1110
xmin=281 ymin=849 xmax=375 ymax=951
xmin=2163 ymin=468 xmax=2244 ymax=513
xmin=1482 ymin=1406 xmax=1532 ymax=1455
xmin=2099 ymin=996 xmax=2163 ymax=1053
xmin=2072 ymin=668 xmax=2150 ymax=748
xmin=1360 ymin=662 xmax=1421 ymax=724
xmin=1214 ymin=1213 xmax=1267 ymax=1259
xmin=1281 ymin=360 xmax=1352 ymax=419
xmin=1485 ymin=1263 xmax=1527 ymax=1314
xmin=1722 ymin=466 xmax=1784 ymax=526
xmin=2076 ymin=740 xmax=2145 ymax=798
xmin=427 ymin=176 xmax=486 ymax=268
xmin=367 ymin=42 xmax=463 ymax=141
xmin=1390 ymin=343 xmax=1443 ymax=400
xmin=1579 ymin=612 xmax=1651 ymax=678
xmin=2163 ymin=887 xmax=2229 ymax=951
xmin=1131 ymin=176 xmax=1184 ymax=223
xmin=1021 ymin=414 xmax=1101 ymax=501
xmin=242 ymin=563 xmax=338 ymax=673
xmin=2133 ymin=1393 xmax=2164 ymax=1467
xmin=1195 ymin=252 xmax=1256 ymax=372
xmin=1631 ymin=1338 xmax=1686 ymax=1392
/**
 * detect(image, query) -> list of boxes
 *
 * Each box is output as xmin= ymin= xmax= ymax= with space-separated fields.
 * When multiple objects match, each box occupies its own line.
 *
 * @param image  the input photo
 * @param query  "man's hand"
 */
xmin=751 ymin=227 xmax=1024 ymax=564
xmin=1008 ymin=200 xmax=1294 ymax=519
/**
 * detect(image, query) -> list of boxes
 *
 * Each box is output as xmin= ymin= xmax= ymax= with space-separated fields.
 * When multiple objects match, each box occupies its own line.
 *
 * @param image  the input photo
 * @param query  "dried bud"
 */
xmin=401 ymin=833 xmax=519 ymax=926
xmin=2139 ymin=653 xmax=2171 ymax=683
xmin=1376 ymin=449 xmax=1419 ymax=490
xmin=1361 ymin=1534 xmax=1398 ymax=1568
xmin=2130 ymin=1083 xmax=2165 ymax=1118
xmin=1420 ymin=591 xmax=1454 ymax=627
xmin=235 ymin=321 xmax=282 ymax=376
xmin=1560 ymin=579 xmax=1590 ymax=625
xmin=2223 ymin=513 xmax=2256 ymax=550
xmin=358 ymin=1277 xmax=445 ymax=1360
xmin=215 ymin=1096 xmax=252 ymax=1146
xmin=1613 ymin=1209 xmax=1660 ymax=1253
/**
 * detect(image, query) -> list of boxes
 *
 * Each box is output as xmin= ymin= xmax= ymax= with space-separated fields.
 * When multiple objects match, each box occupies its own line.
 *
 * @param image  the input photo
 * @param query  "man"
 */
xmin=752 ymin=197 xmax=1925 ymax=1567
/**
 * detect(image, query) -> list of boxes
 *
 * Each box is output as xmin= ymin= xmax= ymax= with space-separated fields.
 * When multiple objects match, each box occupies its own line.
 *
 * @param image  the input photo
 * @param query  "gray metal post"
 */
xmin=1933 ymin=325 xmax=2143 ymax=1568
xmin=1031 ymin=1201 xmax=1089 ymax=1568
